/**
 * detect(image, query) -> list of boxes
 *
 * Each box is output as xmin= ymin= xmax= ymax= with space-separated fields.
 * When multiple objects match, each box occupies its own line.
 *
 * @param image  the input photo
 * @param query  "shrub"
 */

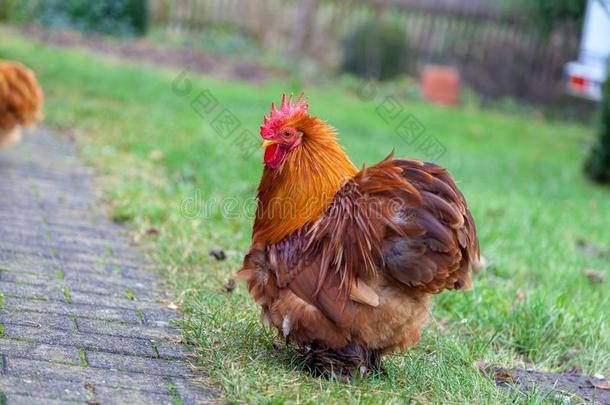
xmin=124 ymin=0 xmax=148 ymax=35
xmin=0 ymin=0 xmax=38 ymax=23
xmin=506 ymin=0 xmax=585 ymax=34
xmin=38 ymin=0 xmax=148 ymax=36
xmin=585 ymin=72 xmax=610 ymax=183
xmin=0 ymin=0 xmax=18 ymax=21
xmin=341 ymin=19 xmax=410 ymax=81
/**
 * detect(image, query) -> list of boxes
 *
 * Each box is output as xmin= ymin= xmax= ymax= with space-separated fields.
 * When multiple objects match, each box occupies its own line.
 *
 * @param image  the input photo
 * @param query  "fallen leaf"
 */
xmin=553 ymin=347 xmax=579 ymax=368
xmin=581 ymin=269 xmax=606 ymax=284
xmin=590 ymin=378 xmax=610 ymax=390
xmin=225 ymin=278 xmax=236 ymax=293
xmin=209 ymin=248 xmax=226 ymax=261
xmin=494 ymin=369 xmax=516 ymax=383
xmin=563 ymin=347 xmax=579 ymax=362
xmin=146 ymin=227 xmax=160 ymax=236
xmin=149 ymin=149 xmax=165 ymax=161
xmin=483 ymin=366 xmax=517 ymax=383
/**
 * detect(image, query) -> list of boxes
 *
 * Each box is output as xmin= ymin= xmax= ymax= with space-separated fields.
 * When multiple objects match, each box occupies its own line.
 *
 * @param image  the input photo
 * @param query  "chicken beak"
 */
xmin=261 ymin=139 xmax=278 ymax=149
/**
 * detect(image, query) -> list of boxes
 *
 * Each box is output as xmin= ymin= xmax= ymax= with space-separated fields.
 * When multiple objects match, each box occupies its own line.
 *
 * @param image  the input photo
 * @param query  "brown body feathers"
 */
xmin=0 ymin=60 xmax=43 ymax=148
xmin=239 ymin=99 xmax=479 ymax=376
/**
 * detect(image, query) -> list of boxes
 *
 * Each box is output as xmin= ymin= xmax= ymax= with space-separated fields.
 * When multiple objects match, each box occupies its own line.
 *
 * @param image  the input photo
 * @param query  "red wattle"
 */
xmin=264 ymin=144 xmax=278 ymax=164
xmin=263 ymin=143 xmax=288 ymax=169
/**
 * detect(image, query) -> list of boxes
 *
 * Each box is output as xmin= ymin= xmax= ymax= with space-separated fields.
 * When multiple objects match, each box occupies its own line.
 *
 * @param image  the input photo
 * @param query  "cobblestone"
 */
xmin=0 ymin=130 xmax=213 ymax=404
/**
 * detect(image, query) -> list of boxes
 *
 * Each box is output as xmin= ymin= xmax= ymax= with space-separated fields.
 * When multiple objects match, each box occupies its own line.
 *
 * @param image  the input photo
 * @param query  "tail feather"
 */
xmin=382 ymin=158 xmax=479 ymax=293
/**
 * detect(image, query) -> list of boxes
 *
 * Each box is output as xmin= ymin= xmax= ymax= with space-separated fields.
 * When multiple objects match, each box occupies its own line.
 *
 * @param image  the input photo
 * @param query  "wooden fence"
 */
xmin=149 ymin=0 xmax=581 ymax=103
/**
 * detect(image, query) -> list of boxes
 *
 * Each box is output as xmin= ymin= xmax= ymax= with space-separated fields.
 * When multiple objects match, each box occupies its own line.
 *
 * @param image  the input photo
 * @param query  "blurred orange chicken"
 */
xmin=0 ymin=60 xmax=43 ymax=148
xmin=238 ymin=93 xmax=479 ymax=377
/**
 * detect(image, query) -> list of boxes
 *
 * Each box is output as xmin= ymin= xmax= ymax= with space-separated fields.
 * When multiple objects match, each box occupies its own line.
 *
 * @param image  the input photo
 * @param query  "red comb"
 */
xmin=260 ymin=92 xmax=308 ymax=138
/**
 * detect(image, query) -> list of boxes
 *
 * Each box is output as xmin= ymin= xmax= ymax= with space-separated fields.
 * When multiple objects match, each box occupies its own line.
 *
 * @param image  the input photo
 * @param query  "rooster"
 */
xmin=0 ymin=60 xmax=43 ymax=148
xmin=238 ymin=93 xmax=479 ymax=377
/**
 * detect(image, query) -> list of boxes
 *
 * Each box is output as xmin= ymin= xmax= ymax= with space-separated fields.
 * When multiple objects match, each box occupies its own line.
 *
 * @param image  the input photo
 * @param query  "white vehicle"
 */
xmin=564 ymin=0 xmax=610 ymax=101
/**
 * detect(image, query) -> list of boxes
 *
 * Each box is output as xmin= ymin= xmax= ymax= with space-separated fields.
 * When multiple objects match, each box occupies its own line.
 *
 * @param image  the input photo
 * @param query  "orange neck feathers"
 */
xmin=253 ymin=116 xmax=358 ymax=245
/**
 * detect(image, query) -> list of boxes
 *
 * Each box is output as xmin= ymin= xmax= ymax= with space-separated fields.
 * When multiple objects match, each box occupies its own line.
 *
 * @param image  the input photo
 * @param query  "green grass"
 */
xmin=124 ymin=287 xmax=137 ymax=301
xmin=166 ymin=381 xmax=185 ymax=405
xmin=49 ymin=358 xmax=81 ymax=367
xmin=79 ymin=348 xmax=89 ymax=367
xmin=63 ymin=286 xmax=72 ymax=303
xmin=54 ymin=266 xmax=65 ymax=279
xmin=1 ymin=27 xmax=609 ymax=404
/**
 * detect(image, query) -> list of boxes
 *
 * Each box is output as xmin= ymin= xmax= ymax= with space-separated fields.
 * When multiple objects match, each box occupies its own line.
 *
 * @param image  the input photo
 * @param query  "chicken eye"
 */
xmin=281 ymin=129 xmax=292 ymax=138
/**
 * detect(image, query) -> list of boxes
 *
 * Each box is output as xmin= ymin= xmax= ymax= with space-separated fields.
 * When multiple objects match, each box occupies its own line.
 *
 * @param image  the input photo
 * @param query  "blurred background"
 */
xmin=1 ymin=1 xmax=609 ymax=402
xmin=0 ymin=0 xmax=603 ymax=109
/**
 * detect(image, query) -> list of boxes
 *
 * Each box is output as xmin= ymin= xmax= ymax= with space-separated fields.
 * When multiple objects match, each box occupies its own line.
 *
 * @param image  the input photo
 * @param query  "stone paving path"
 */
xmin=0 ymin=130 xmax=213 ymax=404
